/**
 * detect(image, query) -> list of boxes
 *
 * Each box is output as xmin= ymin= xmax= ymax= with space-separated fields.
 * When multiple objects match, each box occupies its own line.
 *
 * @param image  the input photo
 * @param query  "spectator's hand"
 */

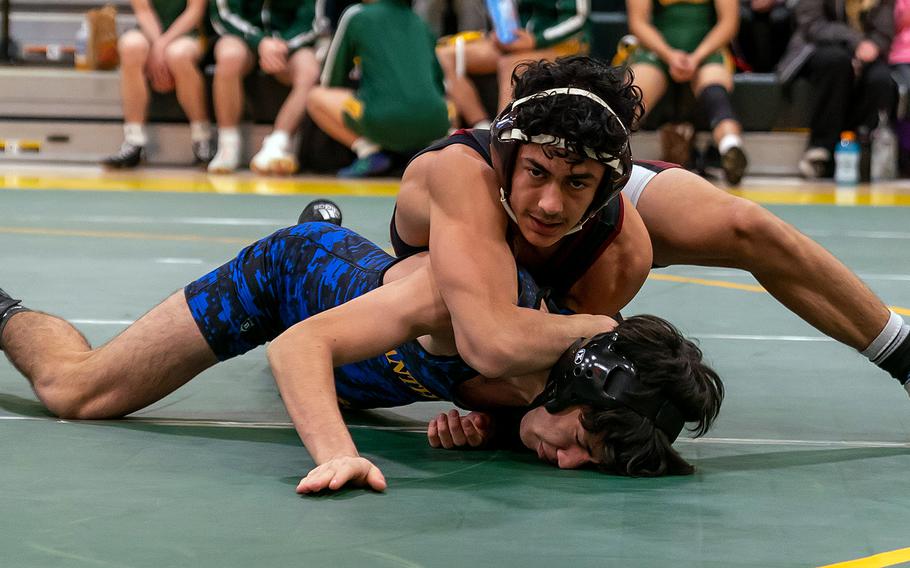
xmin=428 ymin=409 xmax=495 ymax=449
xmin=258 ymin=37 xmax=289 ymax=74
xmin=495 ymin=28 xmax=536 ymax=53
xmin=855 ymin=39 xmax=880 ymax=63
xmin=750 ymin=0 xmax=775 ymax=13
xmin=297 ymin=456 xmax=387 ymax=493
xmin=668 ymin=50 xmax=695 ymax=82
xmin=147 ymin=40 xmax=174 ymax=92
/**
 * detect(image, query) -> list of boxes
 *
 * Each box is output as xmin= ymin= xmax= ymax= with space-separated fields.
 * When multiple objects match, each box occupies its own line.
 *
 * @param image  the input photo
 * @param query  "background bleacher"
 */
xmin=0 ymin=0 xmax=811 ymax=174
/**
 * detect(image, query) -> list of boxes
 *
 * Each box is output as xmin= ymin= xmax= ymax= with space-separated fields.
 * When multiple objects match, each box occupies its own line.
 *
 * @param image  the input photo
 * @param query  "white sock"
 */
xmin=190 ymin=122 xmax=212 ymax=143
xmin=264 ymin=130 xmax=290 ymax=150
xmin=351 ymin=137 xmax=380 ymax=159
xmin=218 ymin=127 xmax=240 ymax=148
xmin=123 ymin=123 xmax=147 ymax=147
xmin=862 ymin=310 xmax=909 ymax=363
xmin=718 ymin=134 xmax=742 ymax=156
xmin=473 ymin=119 xmax=492 ymax=130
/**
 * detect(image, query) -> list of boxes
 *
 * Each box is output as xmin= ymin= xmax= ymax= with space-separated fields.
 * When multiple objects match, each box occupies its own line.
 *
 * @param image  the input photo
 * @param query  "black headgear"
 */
xmin=535 ymin=332 xmax=686 ymax=442
xmin=489 ymin=87 xmax=633 ymax=234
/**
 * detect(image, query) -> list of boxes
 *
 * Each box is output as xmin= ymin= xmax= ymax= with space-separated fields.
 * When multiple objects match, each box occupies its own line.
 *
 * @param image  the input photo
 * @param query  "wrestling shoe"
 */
xmin=298 ymin=199 xmax=343 ymax=226
xmin=0 ymin=287 xmax=29 ymax=349
xmin=250 ymin=133 xmax=298 ymax=175
xmin=658 ymin=122 xmax=694 ymax=167
xmin=102 ymin=142 xmax=144 ymax=169
xmin=721 ymin=145 xmax=748 ymax=186
xmin=337 ymin=152 xmax=392 ymax=178
xmin=798 ymin=147 xmax=831 ymax=180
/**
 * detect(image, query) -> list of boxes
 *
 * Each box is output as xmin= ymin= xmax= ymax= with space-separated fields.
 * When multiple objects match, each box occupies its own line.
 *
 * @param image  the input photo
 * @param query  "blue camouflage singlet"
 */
xmin=184 ymin=223 xmax=541 ymax=409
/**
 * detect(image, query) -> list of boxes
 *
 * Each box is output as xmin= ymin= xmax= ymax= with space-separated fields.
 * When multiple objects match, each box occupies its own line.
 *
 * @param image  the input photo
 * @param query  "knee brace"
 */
xmin=697 ymin=84 xmax=736 ymax=129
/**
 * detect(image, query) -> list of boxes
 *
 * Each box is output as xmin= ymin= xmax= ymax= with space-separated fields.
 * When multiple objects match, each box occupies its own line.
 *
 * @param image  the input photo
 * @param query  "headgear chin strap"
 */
xmin=490 ymin=87 xmax=633 ymax=233
xmin=535 ymin=332 xmax=687 ymax=442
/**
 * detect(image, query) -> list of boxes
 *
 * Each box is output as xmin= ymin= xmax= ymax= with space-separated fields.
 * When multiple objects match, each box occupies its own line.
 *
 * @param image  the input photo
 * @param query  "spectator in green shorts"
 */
xmin=208 ymin=0 xmax=328 ymax=174
xmin=103 ymin=0 xmax=214 ymax=168
xmin=307 ymin=0 xmax=451 ymax=178
xmin=626 ymin=0 xmax=749 ymax=185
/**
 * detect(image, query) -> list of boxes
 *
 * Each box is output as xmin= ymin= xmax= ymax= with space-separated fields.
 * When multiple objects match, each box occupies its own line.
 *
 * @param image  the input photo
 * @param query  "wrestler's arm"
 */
xmin=426 ymin=146 xmax=616 ymax=378
xmin=267 ymin=265 xmax=448 ymax=493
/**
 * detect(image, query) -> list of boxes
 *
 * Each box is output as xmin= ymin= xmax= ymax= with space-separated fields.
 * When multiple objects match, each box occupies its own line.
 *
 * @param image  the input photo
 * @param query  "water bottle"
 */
xmin=485 ymin=0 xmax=519 ymax=44
xmin=871 ymin=111 xmax=898 ymax=181
xmin=834 ymin=131 xmax=860 ymax=185
xmin=74 ymin=19 xmax=89 ymax=70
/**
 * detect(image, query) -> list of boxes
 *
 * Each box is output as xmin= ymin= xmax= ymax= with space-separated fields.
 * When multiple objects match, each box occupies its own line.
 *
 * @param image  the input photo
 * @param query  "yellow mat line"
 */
xmin=818 ymin=547 xmax=910 ymax=568
xmin=0 ymin=175 xmax=400 ymax=197
xmin=646 ymin=273 xmax=910 ymax=316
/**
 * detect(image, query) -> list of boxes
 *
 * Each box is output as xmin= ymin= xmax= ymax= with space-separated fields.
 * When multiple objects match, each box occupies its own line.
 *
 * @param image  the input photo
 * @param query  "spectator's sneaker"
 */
xmin=798 ymin=147 xmax=831 ymax=180
xmin=102 ymin=142 xmax=144 ymax=169
xmin=658 ymin=122 xmax=694 ymax=167
xmin=721 ymin=145 xmax=748 ymax=185
xmin=250 ymin=135 xmax=298 ymax=175
xmin=208 ymin=140 xmax=241 ymax=174
xmin=298 ymin=199 xmax=343 ymax=226
xmin=337 ymin=152 xmax=393 ymax=178
xmin=192 ymin=137 xmax=216 ymax=164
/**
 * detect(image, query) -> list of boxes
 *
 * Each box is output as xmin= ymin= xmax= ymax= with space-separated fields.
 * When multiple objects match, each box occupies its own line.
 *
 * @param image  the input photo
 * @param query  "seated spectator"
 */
xmin=626 ymin=0 xmax=749 ymax=185
xmin=735 ymin=0 xmax=793 ymax=72
xmin=415 ymin=0 xmax=488 ymax=37
xmin=435 ymin=0 xmax=590 ymax=129
xmin=306 ymin=0 xmax=451 ymax=177
xmin=103 ymin=0 xmax=214 ymax=168
xmin=777 ymin=0 xmax=896 ymax=179
xmin=207 ymin=0 xmax=328 ymax=174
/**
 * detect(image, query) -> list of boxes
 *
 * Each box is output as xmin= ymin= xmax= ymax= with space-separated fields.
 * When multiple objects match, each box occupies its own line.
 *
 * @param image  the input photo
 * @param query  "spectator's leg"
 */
xmin=164 ymin=36 xmax=208 ymax=123
xmin=852 ymin=59 xmax=897 ymax=131
xmin=164 ymin=36 xmax=215 ymax=164
xmin=164 ymin=36 xmax=214 ymax=163
xmin=768 ymin=4 xmax=793 ymax=70
xmin=306 ymin=86 xmax=359 ymax=147
xmin=209 ymin=35 xmax=253 ymax=173
xmin=271 ymin=47 xmax=320 ymax=136
xmin=103 ymin=30 xmax=150 ymax=168
xmin=803 ymin=45 xmax=852 ymax=153
xmin=413 ymin=0 xmax=445 ymax=37
xmin=693 ymin=63 xmax=747 ymax=185
xmin=249 ymin=47 xmax=319 ymax=175
xmin=436 ymin=37 xmax=500 ymax=127
xmin=629 ymin=62 xmax=668 ymax=119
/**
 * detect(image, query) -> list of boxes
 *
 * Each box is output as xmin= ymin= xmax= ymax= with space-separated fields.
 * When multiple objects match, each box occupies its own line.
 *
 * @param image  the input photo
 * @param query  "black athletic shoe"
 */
xmin=721 ymin=146 xmax=748 ymax=186
xmin=0 ymin=287 xmax=28 ymax=348
xmin=192 ymin=137 xmax=216 ymax=164
xmin=298 ymin=199 xmax=343 ymax=226
xmin=102 ymin=142 xmax=144 ymax=169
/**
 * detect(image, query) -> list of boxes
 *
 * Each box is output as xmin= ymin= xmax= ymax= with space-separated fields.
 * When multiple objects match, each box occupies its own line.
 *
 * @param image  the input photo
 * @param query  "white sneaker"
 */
xmin=207 ymin=136 xmax=241 ymax=174
xmin=798 ymin=147 xmax=831 ymax=180
xmin=250 ymin=133 xmax=298 ymax=175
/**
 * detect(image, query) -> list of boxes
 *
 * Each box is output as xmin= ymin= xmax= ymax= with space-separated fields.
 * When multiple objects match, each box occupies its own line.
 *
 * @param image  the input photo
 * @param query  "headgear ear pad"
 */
xmin=489 ymin=88 xmax=632 ymax=230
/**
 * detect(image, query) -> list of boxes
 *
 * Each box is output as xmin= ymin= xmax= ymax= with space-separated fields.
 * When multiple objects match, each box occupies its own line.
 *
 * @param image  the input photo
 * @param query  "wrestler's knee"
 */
xmin=33 ymin=367 xmax=125 ymax=420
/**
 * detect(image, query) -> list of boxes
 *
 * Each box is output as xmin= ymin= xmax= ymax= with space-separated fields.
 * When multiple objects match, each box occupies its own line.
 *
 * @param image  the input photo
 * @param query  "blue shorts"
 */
xmin=185 ymin=223 xmax=395 ymax=361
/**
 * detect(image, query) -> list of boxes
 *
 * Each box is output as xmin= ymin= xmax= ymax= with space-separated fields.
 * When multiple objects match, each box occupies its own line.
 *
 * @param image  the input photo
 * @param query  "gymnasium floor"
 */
xmin=1 ymin=164 xmax=909 ymax=568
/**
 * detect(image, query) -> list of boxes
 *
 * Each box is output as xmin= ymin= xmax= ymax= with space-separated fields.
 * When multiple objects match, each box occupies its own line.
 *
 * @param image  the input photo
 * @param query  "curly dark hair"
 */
xmin=507 ymin=56 xmax=645 ymax=161
xmin=582 ymin=315 xmax=724 ymax=477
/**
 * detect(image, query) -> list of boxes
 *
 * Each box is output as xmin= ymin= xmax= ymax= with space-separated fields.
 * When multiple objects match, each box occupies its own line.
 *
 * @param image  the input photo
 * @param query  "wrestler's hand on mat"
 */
xmin=428 ymin=409 xmax=494 ymax=449
xmin=297 ymin=456 xmax=387 ymax=493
